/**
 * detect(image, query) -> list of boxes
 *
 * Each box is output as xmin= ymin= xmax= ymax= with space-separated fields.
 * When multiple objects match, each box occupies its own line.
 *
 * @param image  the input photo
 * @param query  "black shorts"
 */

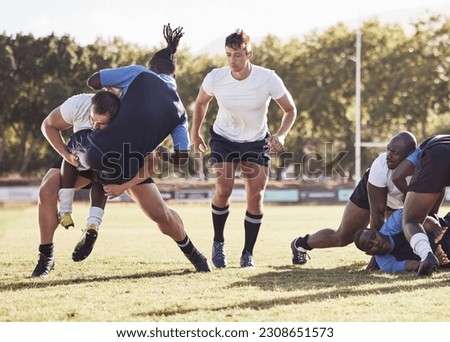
xmin=349 ymin=168 xmax=370 ymax=210
xmin=51 ymin=158 xmax=94 ymax=180
xmin=408 ymin=144 xmax=450 ymax=193
xmin=66 ymin=130 xmax=154 ymax=186
xmin=209 ymin=127 xmax=270 ymax=167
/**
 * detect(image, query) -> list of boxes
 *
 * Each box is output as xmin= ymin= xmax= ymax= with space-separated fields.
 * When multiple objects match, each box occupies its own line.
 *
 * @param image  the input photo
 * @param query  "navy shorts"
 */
xmin=50 ymin=158 xmax=93 ymax=190
xmin=209 ymin=127 xmax=270 ymax=167
xmin=51 ymin=157 xmax=94 ymax=180
xmin=349 ymin=168 xmax=370 ymax=210
xmin=67 ymin=130 xmax=153 ymax=186
xmin=408 ymin=144 xmax=450 ymax=193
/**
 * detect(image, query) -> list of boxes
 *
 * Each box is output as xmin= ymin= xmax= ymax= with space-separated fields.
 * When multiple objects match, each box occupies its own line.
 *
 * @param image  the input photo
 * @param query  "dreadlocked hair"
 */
xmin=149 ymin=23 xmax=184 ymax=75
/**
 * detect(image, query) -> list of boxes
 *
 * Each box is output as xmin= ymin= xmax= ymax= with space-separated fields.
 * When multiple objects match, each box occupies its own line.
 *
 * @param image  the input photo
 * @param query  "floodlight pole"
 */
xmin=355 ymin=30 xmax=362 ymax=182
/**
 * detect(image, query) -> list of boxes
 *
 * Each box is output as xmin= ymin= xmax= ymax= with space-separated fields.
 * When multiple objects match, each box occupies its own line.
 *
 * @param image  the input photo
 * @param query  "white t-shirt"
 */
xmin=368 ymin=152 xmax=411 ymax=209
xmin=60 ymin=94 xmax=94 ymax=132
xmin=202 ymin=65 xmax=287 ymax=142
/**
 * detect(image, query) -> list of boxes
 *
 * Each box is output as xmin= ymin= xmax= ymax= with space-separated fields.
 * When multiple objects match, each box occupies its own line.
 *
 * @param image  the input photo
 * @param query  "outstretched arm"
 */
xmin=367 ymin=182 xmax=388 ymax=231
xmin=391 ymin=159 xmax=415 ymax=195
xmin=269 ymin=92 xmax=297 ymax=152
xmin=103 ymin=152 xmax=159 ymax=198
xmin=191 ymin=87 xmax=212 ymax=153
xmin=41 ymin=107 xmax=79 ymax=167
xmin=156 ymin=146 xmax=189 ymax=166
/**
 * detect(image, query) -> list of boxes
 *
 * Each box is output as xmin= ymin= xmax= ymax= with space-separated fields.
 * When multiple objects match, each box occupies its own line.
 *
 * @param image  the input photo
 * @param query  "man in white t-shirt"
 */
xmin=32 ymin=91 xmax=120 ymax=277
xmin=290 ymin=131 xmax=417 ymax=266
xmin=191 ymin=29 xmax=297 ymax=269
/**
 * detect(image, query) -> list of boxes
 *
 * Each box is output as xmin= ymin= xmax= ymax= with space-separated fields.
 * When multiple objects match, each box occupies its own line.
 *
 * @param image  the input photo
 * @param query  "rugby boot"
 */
xmin=59 ymin=212 xmax=74 ymax=229
xmin=240 ymin=250 xmax=255 ymax=268
xmin=212 ymin=241 xmax=227 ymax=268
xmin=72 ymin=224 xmax=98 ymax=262
xmin=291 ymin=237 xmax=310 ymax=265
xmin=31 ymin=253 xmax=55 ymax=277
xmin=185 ymin=248 xmax=211 ymax=272
xmin=417 ymin=251 xmax=439 ymax=276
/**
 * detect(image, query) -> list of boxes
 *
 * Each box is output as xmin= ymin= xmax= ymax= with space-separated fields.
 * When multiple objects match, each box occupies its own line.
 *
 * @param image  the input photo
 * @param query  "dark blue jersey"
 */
xmin=374 ymin=209 xmax=447 ymax=272
xmin=69 ymin=68 xmax=188 ymax=184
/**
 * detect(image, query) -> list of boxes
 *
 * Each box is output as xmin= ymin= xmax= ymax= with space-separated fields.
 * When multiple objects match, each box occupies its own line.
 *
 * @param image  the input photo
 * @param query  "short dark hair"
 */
xmin=148 ymin=23 xmax=184 ymax=75
xmin=390 ymin=131 xmax=417 ymax=157
xmin=91 ymin=91 xmax=120 ymax=118
xmin=225 ymin=29 xmax=251 ymax=52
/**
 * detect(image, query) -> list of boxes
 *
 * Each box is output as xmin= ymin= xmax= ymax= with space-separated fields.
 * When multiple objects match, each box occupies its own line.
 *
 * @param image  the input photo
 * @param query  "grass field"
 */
xmin=1 ymin=202 xmax=449 ymax=322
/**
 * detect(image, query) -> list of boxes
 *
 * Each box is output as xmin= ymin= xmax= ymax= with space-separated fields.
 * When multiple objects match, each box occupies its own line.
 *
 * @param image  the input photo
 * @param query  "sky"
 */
xmin=1 ymin=0 xmax=450 ymax=53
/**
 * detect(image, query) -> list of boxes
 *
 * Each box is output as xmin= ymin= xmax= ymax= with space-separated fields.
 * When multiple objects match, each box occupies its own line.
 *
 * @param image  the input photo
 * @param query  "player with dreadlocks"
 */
xmin=149 ymin=24 xmax=184 ymax=75
xmin=32 ymin=23 xmax=212 ymax=277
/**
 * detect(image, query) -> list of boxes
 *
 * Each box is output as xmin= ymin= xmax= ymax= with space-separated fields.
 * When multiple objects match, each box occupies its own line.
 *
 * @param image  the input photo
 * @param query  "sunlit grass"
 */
xmin=0 ymin=202 xmax=449 ymax=322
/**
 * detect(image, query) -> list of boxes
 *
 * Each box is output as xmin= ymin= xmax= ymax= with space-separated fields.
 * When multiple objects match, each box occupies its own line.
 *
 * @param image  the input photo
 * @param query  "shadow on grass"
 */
xmin=132 ymin=263 xmax=450 ymax=318
xmin=0 ymin=268 xmax=194 ymax=292
xmin=232 ymin=263 xmax=450 ymax=291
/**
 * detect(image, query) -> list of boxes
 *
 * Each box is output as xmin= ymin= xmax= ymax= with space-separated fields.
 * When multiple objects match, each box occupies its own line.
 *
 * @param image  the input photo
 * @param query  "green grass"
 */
xmin=0 ymin=202 xmax=449 ymax=322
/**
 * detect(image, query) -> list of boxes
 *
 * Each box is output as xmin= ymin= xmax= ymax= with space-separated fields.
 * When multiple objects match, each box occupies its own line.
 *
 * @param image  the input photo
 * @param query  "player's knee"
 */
xmin=336 ymin=234 xmax=354 ymax=247
xmin=248 ymin=191 xmax=263 ymax=204
xmin=38 ymin=184 xmax=58 ymax=204
xmin=215 ymin=187 xmax=233 ymax=201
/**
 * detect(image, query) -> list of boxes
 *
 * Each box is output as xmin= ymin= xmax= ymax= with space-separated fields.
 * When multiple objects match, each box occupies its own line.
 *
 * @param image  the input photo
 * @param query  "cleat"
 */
xmin=59 ymin=212 xmax=74 ymax=229
xmin=72 ymin=224 xmax=98 ymax=262
xmin=240 ymin=250 xmax=255 ymax=268
xmin=417 ymin=251 xmax=439 ymax=276
xmin=291 ymin=238 xmax=310 ymax=265
xmin=212 ymin=241 xmax=227 ymax=268
xmin=31 ymin=253 xmax=55 ymax=278
xmin=185 ymin=249 xmax=211 ymax=272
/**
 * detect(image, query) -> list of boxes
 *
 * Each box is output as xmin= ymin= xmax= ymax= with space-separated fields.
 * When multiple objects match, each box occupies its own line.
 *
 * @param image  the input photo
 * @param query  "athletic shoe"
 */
xmin=240 ymin=250 xmax=255 ymax=268
xmin=212 ymin=241 xmax=227 ymax=268
xmin=185 ymin=248 xmax=211 ymax=272
xmin=72 ymin=224 xmax=98 ymax=262
xmin=291 ymin=238 xmax=310 ymax=265
xmin=417 ymin=251 xmax=439 ymax=276
xmin=31 ymin=253 xmax=55 ymax=277
xmin=59 ymin=212 xmax=74 ymax=229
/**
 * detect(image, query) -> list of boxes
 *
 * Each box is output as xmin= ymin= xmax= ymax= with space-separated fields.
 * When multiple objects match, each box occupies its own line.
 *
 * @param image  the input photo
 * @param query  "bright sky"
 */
xmin=1 ymin=0 xmax=449 ymax=53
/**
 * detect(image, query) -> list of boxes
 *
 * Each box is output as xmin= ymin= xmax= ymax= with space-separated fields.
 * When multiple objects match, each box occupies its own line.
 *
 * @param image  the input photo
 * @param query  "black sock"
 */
xmin=295 ymin=234 xmax=312 ymax=250
xmin=176 ymin=236 xmax=194 ymax=255
xmin=243 ymin=211 xmax=263 ymax=255
xmin=39 ymin=243 xmax=54 ymax=258
xmin=212 ymin=204 xmax=229 ymax=242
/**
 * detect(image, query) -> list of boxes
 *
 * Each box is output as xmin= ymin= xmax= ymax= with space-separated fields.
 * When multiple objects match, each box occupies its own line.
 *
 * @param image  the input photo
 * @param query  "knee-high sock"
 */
xmin=58 ymin=188 xmax=75 ymax=214
xmin=212 ymin=204 xmax=229 ymax=242
xmin=39 ymin=243 xmax=54 ymax=258
xmin=243 ymin=211 xmax=263 ymax=255
xmin=177 ymin=235 xmax=194 ymax=255
xmin=410 ymin=233 xmax=432 ymax=261
xmin=86 ymin=206 xmax=104 ymax=228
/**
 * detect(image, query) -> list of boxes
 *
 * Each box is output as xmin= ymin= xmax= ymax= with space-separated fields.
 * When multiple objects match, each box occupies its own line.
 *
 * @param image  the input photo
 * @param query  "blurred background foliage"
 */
xmin=0 ymin=15 xmax=449 ymax=180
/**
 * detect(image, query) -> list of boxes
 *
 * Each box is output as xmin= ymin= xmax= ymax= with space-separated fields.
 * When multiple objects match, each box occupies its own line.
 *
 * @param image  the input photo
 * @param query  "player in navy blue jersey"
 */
xmin=354 ymin=209 xmax=450 ymax=273
xmin=290 ymin=132 xmax=417 ymax=267
xmin=402 ymin=134 xmax=450 ymax=276
xmin=66 ymin=24 xmax=211 ymax=273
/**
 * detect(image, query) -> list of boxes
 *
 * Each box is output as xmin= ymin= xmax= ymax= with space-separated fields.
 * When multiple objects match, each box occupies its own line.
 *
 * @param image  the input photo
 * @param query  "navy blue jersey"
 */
xmin=73 ymin=71 xmax=187 ymax=183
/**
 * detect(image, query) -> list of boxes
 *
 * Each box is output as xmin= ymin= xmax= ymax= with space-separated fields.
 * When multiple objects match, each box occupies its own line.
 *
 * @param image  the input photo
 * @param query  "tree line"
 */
xmin=0 ymin=15 xmax=449 ymax=180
